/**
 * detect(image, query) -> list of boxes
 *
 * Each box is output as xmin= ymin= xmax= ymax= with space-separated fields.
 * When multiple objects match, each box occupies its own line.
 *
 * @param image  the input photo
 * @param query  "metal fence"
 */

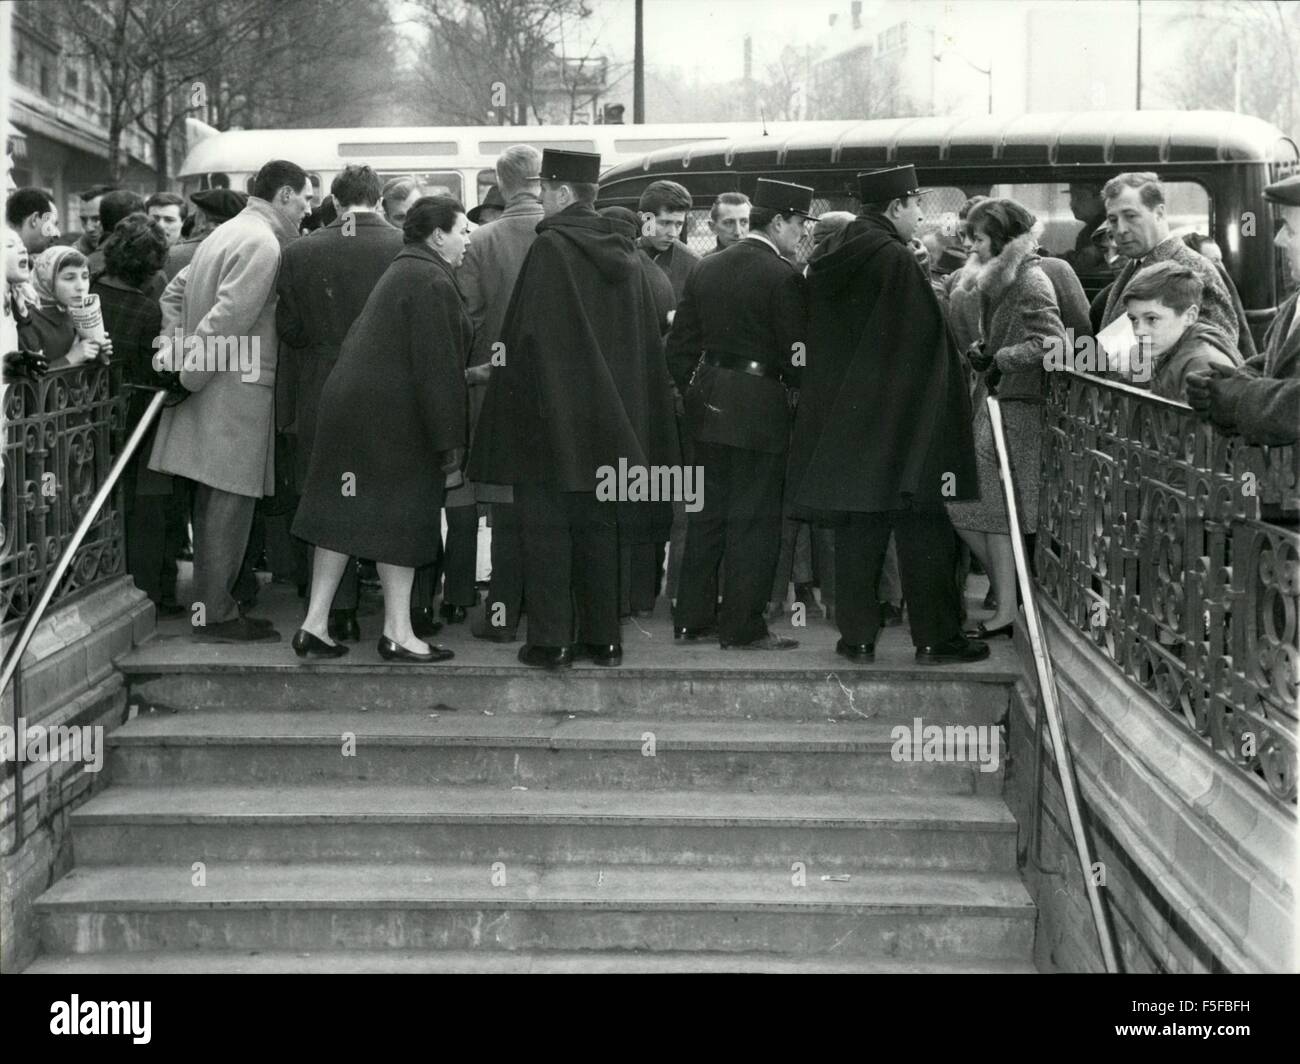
xmin=1035 ymin=369 xmax=1299 ymax=803
xmin=1 ymin=365 xmax=126 ymax=625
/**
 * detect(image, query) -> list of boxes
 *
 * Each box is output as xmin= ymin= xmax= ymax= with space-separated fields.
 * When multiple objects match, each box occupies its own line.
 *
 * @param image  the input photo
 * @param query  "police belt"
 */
xmin=701 ymin=352 xmax=785 ymax=382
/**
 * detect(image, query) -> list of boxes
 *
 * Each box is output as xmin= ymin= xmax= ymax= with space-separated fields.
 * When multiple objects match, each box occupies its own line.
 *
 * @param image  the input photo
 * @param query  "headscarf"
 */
xmin=32 ymin=245 xmax=87 ymax=308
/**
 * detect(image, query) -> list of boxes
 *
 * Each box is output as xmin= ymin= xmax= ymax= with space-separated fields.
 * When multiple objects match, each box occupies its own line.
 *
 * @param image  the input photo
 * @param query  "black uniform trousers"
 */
xmin=440 ymin=503 xmax=480 ymax=607
xmin=834 ymin=508 xmax=963 ymax=648
xmin=673 ymin=440 xmax=784 ymax=645
xmin=516 ymin=484 xmax=619 ymax=647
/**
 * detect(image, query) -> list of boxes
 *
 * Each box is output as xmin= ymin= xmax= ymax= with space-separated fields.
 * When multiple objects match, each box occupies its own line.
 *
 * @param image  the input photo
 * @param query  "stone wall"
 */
xmin=0 ymin=577 xmax=154 ymax=973
xmin=1007 ymin=599 xmax=1297 ymax=973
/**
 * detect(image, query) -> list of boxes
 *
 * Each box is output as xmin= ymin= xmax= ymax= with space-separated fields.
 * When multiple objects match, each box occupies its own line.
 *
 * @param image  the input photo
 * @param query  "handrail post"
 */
xmin=987 ymin=393 xmax=1120 ymax=973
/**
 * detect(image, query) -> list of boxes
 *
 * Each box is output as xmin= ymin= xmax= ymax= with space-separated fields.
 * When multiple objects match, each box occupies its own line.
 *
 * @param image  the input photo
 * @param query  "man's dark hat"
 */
xmin=1264 ymin=173 xmax=1300 ymax=208
xmin=190 ymin=188 xmax=247 ymax=222
xmin=857 ymin=165 xmax=926 ymax=204
xmin=752 ymin=178 xmax=815 ymax=218
xmin=540 ymin=148 xmax=601 ymax=184
xmin=468 ymin=184 xmax=506 ymax=224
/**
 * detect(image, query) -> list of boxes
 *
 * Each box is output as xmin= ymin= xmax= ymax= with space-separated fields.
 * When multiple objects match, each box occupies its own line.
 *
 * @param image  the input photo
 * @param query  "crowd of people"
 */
xmin=2 ymin=147 xmax=1297 ymax=669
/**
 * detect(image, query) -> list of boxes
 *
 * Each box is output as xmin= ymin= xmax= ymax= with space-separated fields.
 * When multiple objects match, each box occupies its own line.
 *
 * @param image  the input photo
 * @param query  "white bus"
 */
xmin=177 ymin=119 xmax=853 ymax=213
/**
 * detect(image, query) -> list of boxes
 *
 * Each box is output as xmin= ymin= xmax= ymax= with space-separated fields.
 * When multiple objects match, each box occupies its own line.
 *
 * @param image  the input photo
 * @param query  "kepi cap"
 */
xmin=857 ymin=165 xmax=926 ymax=205
xmin=190 ymin=188 xmax=247 ymax=222
xmin=468 ymin=184 xmax=506 ymax=223
xmin=1264 ymin=173 xmax=1300 ymax=207
xmin=752 ymin=178 xmax=815 ymax=218
xmin=540 ymin=148 xmax=601 ymax=184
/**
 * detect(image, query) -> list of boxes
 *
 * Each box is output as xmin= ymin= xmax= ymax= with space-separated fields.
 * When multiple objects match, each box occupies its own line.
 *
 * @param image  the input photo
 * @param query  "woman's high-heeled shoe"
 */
xmin=378 ymin=635 xmax=454 ymax=663
xmin=292 ymin=628 xmax=350 ymax=658
xmin=964 ymin=620 xmax=1014 ymax=640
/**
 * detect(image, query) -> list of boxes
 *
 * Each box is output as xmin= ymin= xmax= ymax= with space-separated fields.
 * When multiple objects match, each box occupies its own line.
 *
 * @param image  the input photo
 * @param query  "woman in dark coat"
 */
xmin=92 ymin=214 xmax=176 ymax=612
xmin=291 ymin=196 xmax=472 ymax=662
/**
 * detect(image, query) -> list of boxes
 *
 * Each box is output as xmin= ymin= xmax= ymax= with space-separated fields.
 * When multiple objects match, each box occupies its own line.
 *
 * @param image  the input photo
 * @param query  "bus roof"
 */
xmin=598 ymin=110 xmax=1299 ymax=189
xmin=178 ymin=120 xmax=858 ymax=179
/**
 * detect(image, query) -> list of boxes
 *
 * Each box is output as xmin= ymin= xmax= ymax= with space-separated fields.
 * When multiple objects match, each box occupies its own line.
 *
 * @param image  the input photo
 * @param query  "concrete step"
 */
xmin=36 ymin=863 xmax=1035 ymax=960
xmin=24 ymin=948 xmax=1038 ymax=974
xmin=106 ymin=711 xmax=1005 ymax=795
xmin=120 ymin=656 xmax=1014 ymax=724
xmin=69 ymin=785 xmax=1018 ymax=871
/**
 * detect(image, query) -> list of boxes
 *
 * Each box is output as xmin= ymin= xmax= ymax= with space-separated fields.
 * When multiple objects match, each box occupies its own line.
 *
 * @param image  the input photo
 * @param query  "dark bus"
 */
xmin=597 ymin=110 xmax=1299 ymax=343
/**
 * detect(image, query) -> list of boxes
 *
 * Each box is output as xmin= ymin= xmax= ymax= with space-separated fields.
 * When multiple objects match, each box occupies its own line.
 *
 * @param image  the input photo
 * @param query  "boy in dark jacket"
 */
xmin=1121 ymin=260 xmax=1238 ymax=402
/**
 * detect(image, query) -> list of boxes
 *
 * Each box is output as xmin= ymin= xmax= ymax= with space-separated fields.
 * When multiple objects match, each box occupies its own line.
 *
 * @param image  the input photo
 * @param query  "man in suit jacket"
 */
xmin=457 ymin=144 xmax=545 ymax=644
xmin=705 ymin=192 xmax=751 ymax=257
xmin=150 ymin=160 xmax=311 ymax=642
xmin=1187 ymin=174 xmax=1300 ymax=446
xmin=666 ymin=179 xmax=810 ymax=651
xmin=1099 ymin=171 xmax=1255 ymax=361
xmin=276 ymin=165 xmax=402 ymax=641
xmin=637 ymin=179 xmax=701 ymax=302
xmin=632 ymin=179 xmax=700 ymax=615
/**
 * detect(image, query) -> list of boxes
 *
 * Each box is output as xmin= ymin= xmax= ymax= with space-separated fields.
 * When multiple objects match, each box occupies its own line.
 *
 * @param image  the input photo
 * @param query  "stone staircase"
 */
xmin=25 ymin=598 xmax=1036 ymax=973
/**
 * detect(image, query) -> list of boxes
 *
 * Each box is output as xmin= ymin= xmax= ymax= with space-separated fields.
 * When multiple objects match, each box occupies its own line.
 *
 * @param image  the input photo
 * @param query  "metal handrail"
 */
xmin=987 ymin=393 xmax=1120 ymax=973
xmin=1 ymin=387 xmax=168 ymax=857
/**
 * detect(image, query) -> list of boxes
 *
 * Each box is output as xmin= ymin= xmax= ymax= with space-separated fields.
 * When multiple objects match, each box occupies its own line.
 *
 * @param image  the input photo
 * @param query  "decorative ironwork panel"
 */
xmin=1036 ymin=370 xmax=1299 ymax=803
xmin=1 ymin=366 xmax=126 ymax=625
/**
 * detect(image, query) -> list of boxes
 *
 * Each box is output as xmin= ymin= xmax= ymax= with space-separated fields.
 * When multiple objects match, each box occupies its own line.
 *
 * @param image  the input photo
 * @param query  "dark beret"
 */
xmin=190 ymin=188 xmax=248 ymax=222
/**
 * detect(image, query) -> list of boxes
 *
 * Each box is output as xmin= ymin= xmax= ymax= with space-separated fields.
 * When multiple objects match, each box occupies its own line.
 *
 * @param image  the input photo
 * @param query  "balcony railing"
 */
xmin=1 ymin=365 xmax=126 ymax=626
xmin=1036 ymin=369 xmax=1299 ymax=803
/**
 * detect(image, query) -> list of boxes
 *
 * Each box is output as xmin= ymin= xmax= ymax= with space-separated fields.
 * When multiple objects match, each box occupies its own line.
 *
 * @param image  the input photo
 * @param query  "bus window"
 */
xmin=476 ymin=168 xmax=496 ymax=205
xmin=376 ymin=170 xmax=463 ymax=202
xmin=994 ymin=181 xmax=1211 ymax=268
xmin=478 ymin=139 xmax=596 ymax=156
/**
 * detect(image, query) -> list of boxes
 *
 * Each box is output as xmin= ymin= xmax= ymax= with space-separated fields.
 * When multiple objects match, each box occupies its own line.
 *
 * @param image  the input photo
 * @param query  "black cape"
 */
xmin=787 ymin=214 xmax=978 ymax=516
xmin=468 ymin=204 xmax=681 ymax=495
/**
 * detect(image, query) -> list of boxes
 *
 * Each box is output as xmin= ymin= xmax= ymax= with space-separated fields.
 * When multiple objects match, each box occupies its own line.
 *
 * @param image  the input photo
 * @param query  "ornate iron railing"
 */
xmin=1036 ymin=369 xmax=1299 ymax=803
xmin=1 ymin=365 xmax=126 ymax=625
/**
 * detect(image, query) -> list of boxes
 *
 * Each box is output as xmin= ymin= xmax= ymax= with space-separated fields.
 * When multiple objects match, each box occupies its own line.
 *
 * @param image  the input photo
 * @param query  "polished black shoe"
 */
xmin=439 ymin=603 xmax=469 ymax=624
xmin=378 ymin=635 xmax=454 ymax=663
xmin=328 ymin=609 xmax=361 ymax=643
xmin=192 ymin=616 xmax=280 ymax=643
xmin=964 ymin=620 xmax=1013 ymax=640
xmin=722 ymin=633 xmax=799 ymax=651
xmin=835 ymin=638 xmax=875 ymax=663
xmin=410 ymin=607 xmax=444 ymax=639
xmin=915 ymin=636 xmax=990 ymax=665
xmin=673 ymin=624 xmax=717 ymax=642
xmin=292 ymin=628 xmax=349 ymax=658
xmin=571 ymin=642 xmax=623 ymax=666
xmin=517 ymin=644 xmax=573 ymax=670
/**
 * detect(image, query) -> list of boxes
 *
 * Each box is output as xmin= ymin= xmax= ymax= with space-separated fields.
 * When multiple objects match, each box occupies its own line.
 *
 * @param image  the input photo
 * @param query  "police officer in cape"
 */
xmin=666 ymin=178 xmax=812 ymax=650
xmin=786 ymin=164 xmax=990 ymax=665
xmin=467 ymin=148 xmax=679 ymax=671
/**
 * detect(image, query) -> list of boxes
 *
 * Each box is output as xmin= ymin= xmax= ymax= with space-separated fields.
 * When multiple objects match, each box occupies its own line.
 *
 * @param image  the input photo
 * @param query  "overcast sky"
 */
xmin=573 ymin=0 xmax=1202 ymax=85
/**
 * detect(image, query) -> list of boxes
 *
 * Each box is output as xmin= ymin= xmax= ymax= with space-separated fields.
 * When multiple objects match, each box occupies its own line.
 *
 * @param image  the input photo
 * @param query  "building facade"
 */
xmin=7 ymin=1 xmax=158 ymax=228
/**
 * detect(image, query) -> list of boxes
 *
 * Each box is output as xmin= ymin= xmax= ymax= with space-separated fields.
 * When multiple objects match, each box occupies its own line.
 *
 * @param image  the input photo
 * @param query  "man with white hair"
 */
xmin=458 ymin=144 xmax=545 ymax=644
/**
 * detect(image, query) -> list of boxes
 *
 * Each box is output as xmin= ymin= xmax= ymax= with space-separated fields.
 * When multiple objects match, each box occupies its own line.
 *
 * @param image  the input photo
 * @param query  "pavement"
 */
xmin=138 ymin=563 xmax=1017 ymax=678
